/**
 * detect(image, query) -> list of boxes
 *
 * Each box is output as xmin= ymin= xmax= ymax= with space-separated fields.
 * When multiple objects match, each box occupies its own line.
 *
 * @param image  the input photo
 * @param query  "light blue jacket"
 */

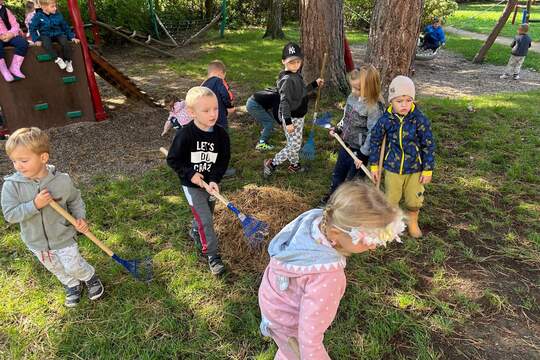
xmin=268 ymin=209 xmax=345 ymax=269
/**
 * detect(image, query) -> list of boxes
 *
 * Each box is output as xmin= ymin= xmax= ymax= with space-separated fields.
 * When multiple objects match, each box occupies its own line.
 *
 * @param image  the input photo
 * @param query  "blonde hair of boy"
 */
xmin=519 ymin=23 xmax=529 ymax=34
xmin=5 ymin=127 xmax=50 ymax=156
xmin=208 ymin=60 xmax=226 ymax=74
xmin=39 ymin=0 xmax=54 ymax=6
xmin=322 ymin=181 xmax=400 ymax=234
xmin=185 ymin=86 xmax=216 ymax=109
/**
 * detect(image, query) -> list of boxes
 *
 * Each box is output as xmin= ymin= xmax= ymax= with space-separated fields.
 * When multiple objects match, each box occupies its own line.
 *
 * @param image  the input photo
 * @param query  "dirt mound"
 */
xmin=215 ymin=184 xmax=311 ymax=274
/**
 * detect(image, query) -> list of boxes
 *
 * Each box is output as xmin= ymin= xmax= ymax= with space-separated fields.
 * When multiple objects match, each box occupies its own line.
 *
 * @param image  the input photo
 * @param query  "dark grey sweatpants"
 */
xmin=182 ymin=186 xmax=218 ymax=257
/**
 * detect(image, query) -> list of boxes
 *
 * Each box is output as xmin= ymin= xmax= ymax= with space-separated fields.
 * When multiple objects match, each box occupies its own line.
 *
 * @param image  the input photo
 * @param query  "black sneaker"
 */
xmin=64 ymin=284 xmax=82 ymax=307
xmin=263 ymin=159 xmax=276 ymax=178
xmin=208 ymin=255 xmax=226 ymax=276
xmin=288 ymin=163 xmax=306 ymax=173
xmin=189 ymin=227 xmax=203 ymax=253
xmin=85 ymin=274 xmax=104 ymax=301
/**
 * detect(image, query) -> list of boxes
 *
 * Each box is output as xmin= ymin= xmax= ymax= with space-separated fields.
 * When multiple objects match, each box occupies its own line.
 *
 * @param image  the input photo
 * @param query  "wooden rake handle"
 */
xmin=376 ymin=135 xmax=386 ymax=189
xmin=313 ymin=52 xmax=328 ymax=117
xmin=331 ymin=132 xmax=375 ymax=184
xmin=48 ymin=200 xmax=114 ymax=257
xmin=159 ymin=147 xmax=231 ymax=206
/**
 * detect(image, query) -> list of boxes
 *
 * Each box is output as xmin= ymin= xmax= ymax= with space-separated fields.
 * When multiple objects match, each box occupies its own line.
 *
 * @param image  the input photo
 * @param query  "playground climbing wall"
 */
xmin=0 ymin=44 xmax=95 ymax=131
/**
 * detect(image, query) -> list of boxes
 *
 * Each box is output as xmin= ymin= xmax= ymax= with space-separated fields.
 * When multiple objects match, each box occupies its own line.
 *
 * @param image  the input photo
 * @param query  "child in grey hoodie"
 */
xmin=263 ymin=42 xmax=324 ymax=176
xmin=1 ymin=127 xmax=103 ymax=307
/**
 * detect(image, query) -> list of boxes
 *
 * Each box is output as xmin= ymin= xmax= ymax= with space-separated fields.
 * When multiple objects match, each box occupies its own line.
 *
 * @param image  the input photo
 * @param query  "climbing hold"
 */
xmin=66 ymin=111 xmax=83 ymax=119
xmin=34 ymin=103 xmax=49 ymax=111
xmin=36 ymin=54 xmax=53 ymax=62
xmin=63 ymin=76 xmax=77 ymax=84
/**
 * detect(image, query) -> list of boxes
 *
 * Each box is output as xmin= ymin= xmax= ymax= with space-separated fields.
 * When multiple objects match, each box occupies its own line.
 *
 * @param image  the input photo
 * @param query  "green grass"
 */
xmin=446 ymin=35 xmax=540 ymax=70
xmin=1 ymin=28 xmax=540 ymax=359
xmin=447 ymin=3 xmax=540 ymax=41
xmin=168 ymin=27 xmax=367 ymax=93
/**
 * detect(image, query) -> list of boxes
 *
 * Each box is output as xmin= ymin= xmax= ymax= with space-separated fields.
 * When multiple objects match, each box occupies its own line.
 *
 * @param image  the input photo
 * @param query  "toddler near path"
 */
xmin=500 ymin=23 xmax=532 ymax=80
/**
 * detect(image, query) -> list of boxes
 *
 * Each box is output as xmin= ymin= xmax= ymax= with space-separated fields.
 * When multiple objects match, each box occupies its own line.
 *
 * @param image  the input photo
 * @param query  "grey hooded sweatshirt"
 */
xmin=1 ymin=165 xmax=85 ymax=251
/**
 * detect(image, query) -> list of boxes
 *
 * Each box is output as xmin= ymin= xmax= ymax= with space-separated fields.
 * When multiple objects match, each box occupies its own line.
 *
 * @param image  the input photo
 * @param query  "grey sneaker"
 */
xmin=499 ymin=73 xmax=509 ymax=79
xmin=208 ymin=255 xmax=225 ymax=276
xmin=85 ymin=275 xmax=104 ymax=300
xmin=513 ymin=74 xmax=520 ymax=80
xmin=64 ymin=284 xmax=82 ymax=307
xmin=263 ymin=159 xmax=275 ymax=178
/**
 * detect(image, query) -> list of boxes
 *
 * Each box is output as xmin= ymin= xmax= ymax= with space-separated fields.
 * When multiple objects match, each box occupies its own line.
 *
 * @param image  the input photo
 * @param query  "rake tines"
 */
xmin=112 ymin=255 xmax=154 ymax=282
xmin=300 ymin=112 xmax=332 ymax=161
xmin=238 ymin=212 xmax=270 ymax=247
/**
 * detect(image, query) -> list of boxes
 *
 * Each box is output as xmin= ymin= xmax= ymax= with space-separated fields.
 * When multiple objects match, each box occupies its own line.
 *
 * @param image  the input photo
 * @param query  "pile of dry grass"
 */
xmin=214 ymin=184 xmax=310 ymax=274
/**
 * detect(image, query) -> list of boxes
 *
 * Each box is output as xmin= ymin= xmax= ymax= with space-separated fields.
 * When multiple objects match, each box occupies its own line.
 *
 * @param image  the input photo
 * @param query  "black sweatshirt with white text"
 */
xmin=166 ymin=121 xmax=231 ymax=188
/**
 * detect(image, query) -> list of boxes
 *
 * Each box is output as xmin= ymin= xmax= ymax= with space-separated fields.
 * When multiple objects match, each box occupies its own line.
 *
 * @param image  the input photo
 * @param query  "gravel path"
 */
xmin=351 ymin=44 xmax=540 ymax=98
xmin=445 ymin=25 xmax=540 ymax=53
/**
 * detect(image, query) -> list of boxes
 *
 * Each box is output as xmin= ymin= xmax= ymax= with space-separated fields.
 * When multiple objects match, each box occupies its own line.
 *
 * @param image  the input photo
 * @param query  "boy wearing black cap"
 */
xmin=263 ymin=42 xmax=324 ymax=177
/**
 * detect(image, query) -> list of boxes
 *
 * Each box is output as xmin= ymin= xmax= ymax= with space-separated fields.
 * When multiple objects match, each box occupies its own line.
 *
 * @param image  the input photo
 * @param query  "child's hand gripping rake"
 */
xmin=48 ymin=200 xmax=153 ymax=282
xmin=300 ymin=52 xmax=328 ymax=160
xmin=330 ymin=132 xmax=375 ymax=184
xmin=159 ymin=147 xmax=269 ymax=247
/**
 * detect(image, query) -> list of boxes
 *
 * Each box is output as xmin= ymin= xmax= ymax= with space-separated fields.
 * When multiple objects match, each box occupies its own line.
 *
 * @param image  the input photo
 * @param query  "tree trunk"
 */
xmin=263 ymin=0 xmax=285 ymax=39
xmin=205 ymin=0 xmax=215 ymax=19
xmin=300 ymin=0 xmax=348 ymax=94
xmin=366 ymin=0 xmax=424 ymax=94
xmin=473 ymin=0 xmax=518 ymax=63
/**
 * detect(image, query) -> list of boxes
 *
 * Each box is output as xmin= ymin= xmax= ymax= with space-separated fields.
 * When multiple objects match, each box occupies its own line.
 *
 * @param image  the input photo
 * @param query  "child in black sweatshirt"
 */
xmin=167 ymin=86 xmax=231 ymax=275
xmin=263 ymin=42 xmax=323 ymax=177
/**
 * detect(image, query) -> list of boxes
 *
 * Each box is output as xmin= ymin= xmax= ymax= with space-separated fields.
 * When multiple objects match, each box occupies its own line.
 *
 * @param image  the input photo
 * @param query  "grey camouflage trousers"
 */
xmin=272 ymin=117 xmax=304 ymax=166
xmin=30 ymin=243 xmax=95 ymax=288
xmin=504 ymin=55 xmax=525 ymax=75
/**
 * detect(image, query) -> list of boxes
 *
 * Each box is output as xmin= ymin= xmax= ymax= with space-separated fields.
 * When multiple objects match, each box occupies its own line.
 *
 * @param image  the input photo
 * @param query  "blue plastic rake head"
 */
xmin=111 ymin=254 xmax=154 ymax=282
xmin=227 ymin=203 xmax=269 ymax=247
xmin=300 ymin=112 xmax=333 ymax=160
xmin=314 ymin=112 xmax=333 ymax=128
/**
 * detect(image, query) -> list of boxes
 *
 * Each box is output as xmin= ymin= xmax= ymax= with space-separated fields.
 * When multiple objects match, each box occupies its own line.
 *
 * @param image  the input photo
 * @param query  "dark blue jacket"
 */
xmin=202 ymin=76 xmax=234 ymax=129
xmin=29 ymin=10 xmax=74 ymax=42
xmin=369 ymin=104 xmax=435 ymax=176
xmin=511 ymin=34 xmax=532 ymax=57
xmin=424 ymin=25 xmax=446 ymax=46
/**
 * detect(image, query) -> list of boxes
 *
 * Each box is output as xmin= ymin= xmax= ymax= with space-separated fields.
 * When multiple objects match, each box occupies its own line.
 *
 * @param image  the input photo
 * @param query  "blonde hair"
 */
xmin=519 ymin=23 xmax=529 ymax=34
xmin=185 ymin=86 xmax=216 ymax=108
xmin=39 ymin=0 xmax=55 ymax=5
xmin=5 ymin=127 xmax=50 ymax=156
xmin=321 ymin=181 xmax=399 ymax=233
xmin=208 ymin=60 xmax=226 ymax=73
xmin=360 ymin=65 xmax=382 ymax=106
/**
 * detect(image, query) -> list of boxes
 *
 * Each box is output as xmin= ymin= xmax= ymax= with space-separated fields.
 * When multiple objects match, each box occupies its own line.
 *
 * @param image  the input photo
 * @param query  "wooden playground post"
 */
xmin=473 ymin=0 xmax=518 ymax=64
xmin=67 ymin=0 xmax=107 ymax=121
xmin=220 ymin=0 xmax=227 ymax=38
xmin=87 ymin=0 xmax=101 ymax=49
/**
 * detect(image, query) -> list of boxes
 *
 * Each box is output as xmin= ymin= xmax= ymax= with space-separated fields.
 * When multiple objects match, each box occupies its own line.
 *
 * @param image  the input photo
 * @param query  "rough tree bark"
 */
xmin=473 ymin=0 xmax=518 ymax=63
xmin=366 ymin=0 xmax=424 ymax=93
xmin=263 ymin=0 xmax=285 ymax=39
xmin=300 ymin=0 xmax=348 ymax=94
